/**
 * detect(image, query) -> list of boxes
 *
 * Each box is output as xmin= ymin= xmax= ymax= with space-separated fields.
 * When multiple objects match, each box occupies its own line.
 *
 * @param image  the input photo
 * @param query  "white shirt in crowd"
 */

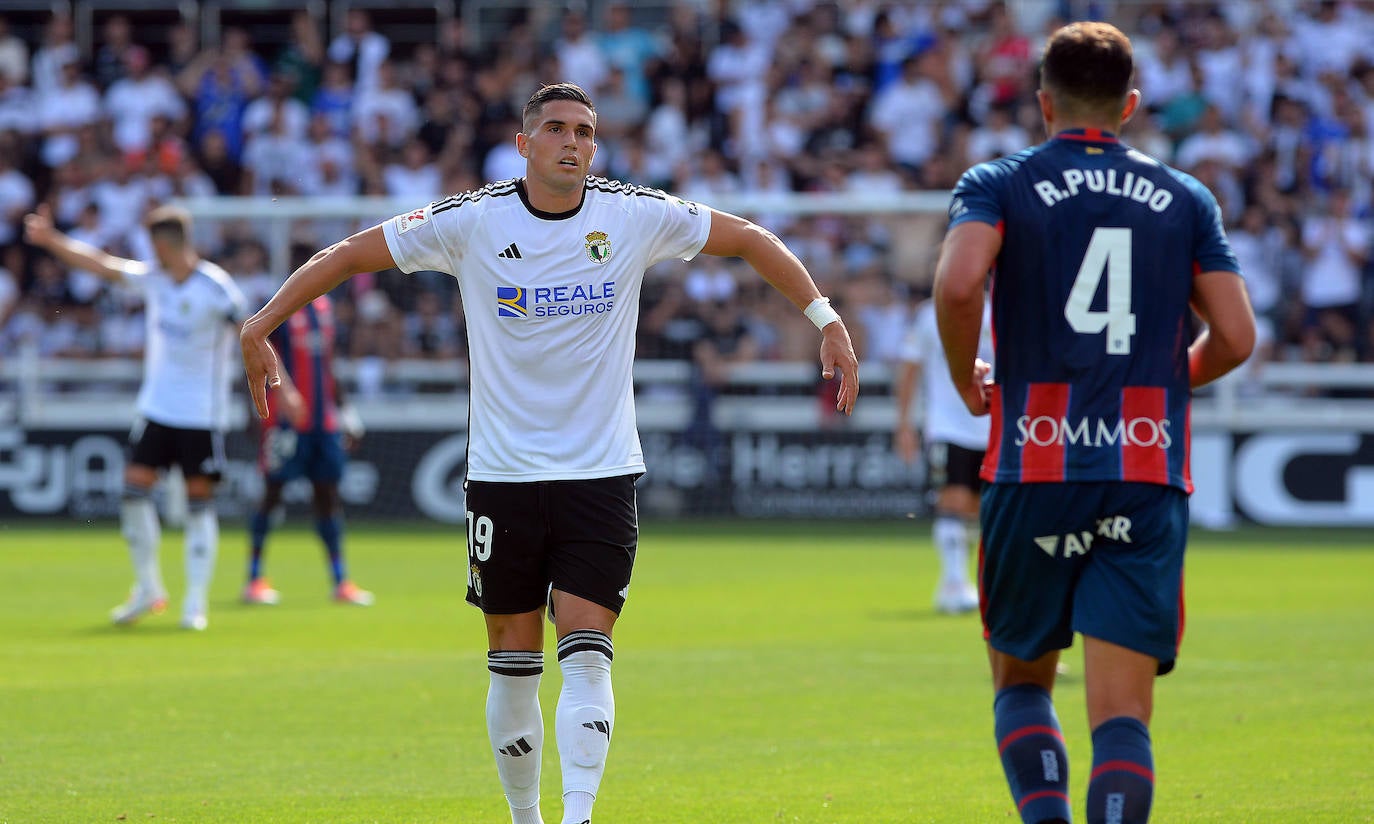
xmin=382 ymin=176 xmax=712 ymax=481
xmin=103 ymin=73 xmax=185 ymax=153
xmin=897 ymin=300 xmax=992 ymax=452
xmin=1300 ymin=216 xmax=1370 ymax=309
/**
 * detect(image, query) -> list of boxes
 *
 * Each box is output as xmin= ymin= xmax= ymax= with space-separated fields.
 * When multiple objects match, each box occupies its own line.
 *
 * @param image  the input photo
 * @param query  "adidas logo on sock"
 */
xmin=581 ymin=720 xmax=611 ymax=740
xmin=497 ymin=243 xmax=523 ymax=259
xmin=498 ymin=737 xmax=533 ymax=757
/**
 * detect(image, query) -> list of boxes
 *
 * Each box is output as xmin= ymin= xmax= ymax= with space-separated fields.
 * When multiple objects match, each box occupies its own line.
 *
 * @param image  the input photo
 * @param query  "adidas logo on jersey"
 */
xmin=497 ymin=243 xmax=522 ymax=260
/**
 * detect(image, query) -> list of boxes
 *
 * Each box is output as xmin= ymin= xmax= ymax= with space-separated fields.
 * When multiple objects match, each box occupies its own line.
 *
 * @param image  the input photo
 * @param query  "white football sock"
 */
xmin=120 ymin=488 xmax=163 ymax=597
xmin=183 ymin=499 xmax=219 ymax=611
xmin=556 ymin=631 xmax=614 ymax=824
xmin=487 ymin=651 xmax=545 ymax=823
xmin=933 ymin=514 xmax=969 ymax=586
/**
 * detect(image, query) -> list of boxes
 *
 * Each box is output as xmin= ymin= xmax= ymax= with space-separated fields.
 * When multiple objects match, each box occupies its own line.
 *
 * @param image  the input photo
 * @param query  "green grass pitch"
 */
xmin=1 ymin=520 xmax=1370 ymax=823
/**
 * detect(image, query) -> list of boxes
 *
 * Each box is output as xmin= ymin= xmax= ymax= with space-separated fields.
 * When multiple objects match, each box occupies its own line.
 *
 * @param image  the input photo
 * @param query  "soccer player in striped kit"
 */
xmin=241 ymin=83 xmax=858 ymax=824
xmin=243 ymin=292 xmax=373 ymax=607
xmin=934 ymin=23 xmax=1255 ymax=824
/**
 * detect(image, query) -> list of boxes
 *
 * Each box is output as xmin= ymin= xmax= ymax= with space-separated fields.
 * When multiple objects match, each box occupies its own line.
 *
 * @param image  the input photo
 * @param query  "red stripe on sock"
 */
xmin=1018 ymin=789 xmax=1070 ymax=811
xmin=1090 ymin=759 xmax=1155 ymax=782
xmin=998 ymin=724 xmax=1064 ymax=754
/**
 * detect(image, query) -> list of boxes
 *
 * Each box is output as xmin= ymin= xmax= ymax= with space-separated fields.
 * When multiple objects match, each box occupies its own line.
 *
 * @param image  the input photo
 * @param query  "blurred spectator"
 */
xmin=382 ymin=139 xmax=442 ymax=200
xmin=1300 ymin=189 xmax=1369 ymax=361
xmin=30 ymin=13 xmax=77 ymax=95
xmin=182 ymin=44 xmax=261 ymax=162
xmin=0 ymin=16 xmax=28 ymax=84
xmin=93 ymin=14 xmax=136 ymax=89
xmin=966 ymin=101 xmax=1029 ymax=165
xmin=243 ymin=71 xmax=310 ymax=143
xmin=37 ymin=52 xmax=101 ymax=168
xmin=105 ymin=46 xmax=187 ymax=156
xmin=275 ymin=10 xmax=324 ymax=103
xmin=555 ymin=12 xmax=609 ymax=99
xmin=352 ymin=60 xmax=418 ymax=149
xmin=868 ymin=53 xmax=948 ymax=175
xmin=242 ymin=106 xmax=312 ymax=196
xmin=402 ymin=290 xmax=460 ymax=360
xmin=599 ymin=4 xmax=662 ymax=106
xmin=311 ymin=61 xmax=356 ymax=138
xmin=1176 ymin=104 xmax=1256 ymax=173
xmin=0 ymin=148 xmax=34 ymax=268
xmin=328 ymin=9 xmax=389 ymax=94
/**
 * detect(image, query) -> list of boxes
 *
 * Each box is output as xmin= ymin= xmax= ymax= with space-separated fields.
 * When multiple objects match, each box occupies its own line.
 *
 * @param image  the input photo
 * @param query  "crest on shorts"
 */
xmin=584 ymin=231 xmax=612 ymax=264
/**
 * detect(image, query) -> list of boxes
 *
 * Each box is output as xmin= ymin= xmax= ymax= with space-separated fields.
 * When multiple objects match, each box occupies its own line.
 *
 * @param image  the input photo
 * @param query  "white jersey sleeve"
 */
xmin=643 ymin=192 xmax=712 ymax=267
xmin=381 ymin=200 xmax=465 ymax=275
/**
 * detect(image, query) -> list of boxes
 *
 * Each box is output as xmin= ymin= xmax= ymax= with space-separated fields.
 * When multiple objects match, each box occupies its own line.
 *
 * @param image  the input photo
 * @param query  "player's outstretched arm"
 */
xmin=1188 ymin=271 xmax=1256 ymax=388
xmin=241 ymin=225 xmax=396 ymax=419
xmin=699 ymin=207 xmax=859 ymax=415
xmin=23 ymin=205 xmax=144 ymax=282
xmin=934 ymin=221 xmax=1001 ymax=415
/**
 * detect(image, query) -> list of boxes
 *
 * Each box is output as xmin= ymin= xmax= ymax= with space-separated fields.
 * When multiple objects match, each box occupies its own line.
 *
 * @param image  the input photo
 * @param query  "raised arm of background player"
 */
xmin=24 ymin=205 xmax=147 ymax=281
xmin=932 ymin=221 xmax=1256 ymax=415
xmin=241 ymin=209 xmax=860 ymax=418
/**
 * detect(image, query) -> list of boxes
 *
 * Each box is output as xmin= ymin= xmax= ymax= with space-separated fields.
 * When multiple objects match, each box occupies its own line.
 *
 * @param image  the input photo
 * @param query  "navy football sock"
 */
xmin=994 ymin=684 xmax=1072 ymax=824
xmin=248 ymin=510 xmax=270 ymax=580
xmin=1086 ymin=717 xmax=1153 ymax=824
xmin=315 ymin=516 xmax=345 ymax=584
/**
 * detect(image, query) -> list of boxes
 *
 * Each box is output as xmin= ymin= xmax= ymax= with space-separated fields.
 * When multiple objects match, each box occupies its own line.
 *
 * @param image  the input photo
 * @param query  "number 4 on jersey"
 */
xmin=1065 ymin=227 xmax=1137 ymax=355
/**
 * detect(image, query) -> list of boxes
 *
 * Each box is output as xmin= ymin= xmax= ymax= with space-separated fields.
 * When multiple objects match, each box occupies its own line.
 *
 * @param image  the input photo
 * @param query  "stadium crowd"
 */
xmin=1 ymin=1 xmax=1373 ymax=391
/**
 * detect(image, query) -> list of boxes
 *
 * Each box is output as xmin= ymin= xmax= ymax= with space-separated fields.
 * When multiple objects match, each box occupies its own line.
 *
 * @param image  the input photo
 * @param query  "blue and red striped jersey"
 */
xmin=266 ymin=295 xmax=339 ymax=433
xmin=948 ymin=129 xmax=1239 ymax=492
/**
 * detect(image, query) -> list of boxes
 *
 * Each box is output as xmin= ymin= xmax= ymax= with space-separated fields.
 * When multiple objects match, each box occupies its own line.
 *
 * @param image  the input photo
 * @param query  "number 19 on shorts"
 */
xmin=466 ymin=511 xmax=494 ymax=595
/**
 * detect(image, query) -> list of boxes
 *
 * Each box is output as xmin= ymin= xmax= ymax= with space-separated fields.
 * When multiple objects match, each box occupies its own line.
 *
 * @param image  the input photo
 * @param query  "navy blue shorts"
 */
xmin=979 ymin=481 xmax=1189 ymax=675
xmin=260 ymin=428 xmax=346 ymax=484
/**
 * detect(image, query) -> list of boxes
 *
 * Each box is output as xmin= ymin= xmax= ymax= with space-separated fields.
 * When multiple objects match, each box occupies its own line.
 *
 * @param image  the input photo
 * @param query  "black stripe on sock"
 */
xmin=488 ymin=650 xmax=544 ymax=676
xmin=556 ymin=630 xmax=613 ymax=662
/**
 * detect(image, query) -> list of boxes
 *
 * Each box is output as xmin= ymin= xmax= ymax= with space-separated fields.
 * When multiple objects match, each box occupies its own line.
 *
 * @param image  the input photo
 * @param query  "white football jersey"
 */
xmin=121 ymin=259 xmax=248 ymax=431
xmin=897 ymin=300 xmax=993 ymax=452
xmin=383 ymin=177 xmax=712 ymax=481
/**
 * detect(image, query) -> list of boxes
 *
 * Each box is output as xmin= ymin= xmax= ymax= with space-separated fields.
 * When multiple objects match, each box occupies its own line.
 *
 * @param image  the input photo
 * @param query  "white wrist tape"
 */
xmin=804 ymin=297 xmax=842 ymax=330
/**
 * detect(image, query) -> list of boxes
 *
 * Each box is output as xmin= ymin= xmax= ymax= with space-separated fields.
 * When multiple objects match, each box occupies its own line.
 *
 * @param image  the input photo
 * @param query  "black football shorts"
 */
xmin=928 ymin=441 xmax=985 ymax=492
xmin=128 ymin=418 xmax=225 ymax=481
xmin=463 ymin=474 xmax=639 ymax=615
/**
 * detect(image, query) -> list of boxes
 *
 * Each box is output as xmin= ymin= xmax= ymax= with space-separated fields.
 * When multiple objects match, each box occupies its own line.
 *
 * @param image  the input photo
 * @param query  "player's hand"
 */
xmin=957 ymin=358 xmax=993 ymax=416
xmin=895 ymin=425 xmax=921 ymax=463
xmin=819 ymin=320 xmax=859 ymax=416
xmin=241 ymin=320 xmax=281 ymax=420
xmin=22 ymin=205 xmax=57 ymax=248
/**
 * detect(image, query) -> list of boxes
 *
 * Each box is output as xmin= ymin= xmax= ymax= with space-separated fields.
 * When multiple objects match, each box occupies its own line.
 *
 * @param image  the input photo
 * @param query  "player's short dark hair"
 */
xmin=144 ymin=204 xmax=192 ymax=246
xmin=522 ymin=83 xmax=596 ymax=132
xmin=1040 ymin=22 xmax=1134 ymax=113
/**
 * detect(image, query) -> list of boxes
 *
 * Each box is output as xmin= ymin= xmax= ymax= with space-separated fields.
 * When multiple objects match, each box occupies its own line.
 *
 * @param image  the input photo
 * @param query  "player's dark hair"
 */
xmin=522 ymin=83 xmax=596 ymax=131
xmin=144 ymin=204 xmax=192 ymax=247
xmin=1040 ymin=22 xmax=1134 ymax=114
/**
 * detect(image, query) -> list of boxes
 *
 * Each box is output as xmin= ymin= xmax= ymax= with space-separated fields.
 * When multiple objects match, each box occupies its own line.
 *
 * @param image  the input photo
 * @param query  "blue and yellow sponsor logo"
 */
xmin=496 ymin=286 xmax=527 ymax=318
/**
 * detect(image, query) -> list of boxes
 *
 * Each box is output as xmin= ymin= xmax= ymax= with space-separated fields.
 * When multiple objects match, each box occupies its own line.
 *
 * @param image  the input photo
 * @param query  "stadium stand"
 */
xmin=2 ymin=1 xmax=1373 ymax=525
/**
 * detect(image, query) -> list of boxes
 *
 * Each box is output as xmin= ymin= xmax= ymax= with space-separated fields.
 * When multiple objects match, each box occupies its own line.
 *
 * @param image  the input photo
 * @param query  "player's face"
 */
xmin=518 ymin=100 xmax=597 ymax=191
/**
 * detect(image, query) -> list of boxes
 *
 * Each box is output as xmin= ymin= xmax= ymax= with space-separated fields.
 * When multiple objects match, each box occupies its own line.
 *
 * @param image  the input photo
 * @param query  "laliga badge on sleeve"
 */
xmin=396 ymin=206 xmax=431 ymax=234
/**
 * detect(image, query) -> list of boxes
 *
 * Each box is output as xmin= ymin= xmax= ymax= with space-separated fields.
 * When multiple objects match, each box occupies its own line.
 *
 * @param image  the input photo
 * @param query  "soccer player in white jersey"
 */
xmin=241 ymin=83 xmax=860 ymax=824
xmin=25 ymin=204 xmax=247 ymax=631
xmin=893 ymin=298 xmax=993 ymax=614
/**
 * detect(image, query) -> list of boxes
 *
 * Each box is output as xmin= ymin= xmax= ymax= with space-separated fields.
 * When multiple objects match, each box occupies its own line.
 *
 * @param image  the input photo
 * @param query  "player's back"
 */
xmin=952 ymin=129 xmax=1238 ymax=490
xmin=268 ymin=295 xmax=338 ymax=432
